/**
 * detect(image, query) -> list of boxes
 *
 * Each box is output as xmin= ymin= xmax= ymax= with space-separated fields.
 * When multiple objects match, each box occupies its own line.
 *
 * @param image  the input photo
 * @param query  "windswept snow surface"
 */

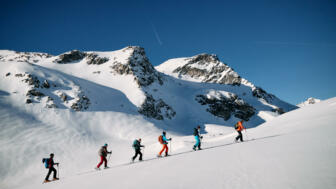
xmin=2 ymin=92 xmax=336 ymax=189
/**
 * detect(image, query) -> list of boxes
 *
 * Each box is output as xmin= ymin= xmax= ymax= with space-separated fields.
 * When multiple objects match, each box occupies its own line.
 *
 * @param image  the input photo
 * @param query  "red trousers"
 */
xmin=97 ymin=156 xmax=107 ymax=168
xmin=159 ymin=144 xmax=168 ymax=156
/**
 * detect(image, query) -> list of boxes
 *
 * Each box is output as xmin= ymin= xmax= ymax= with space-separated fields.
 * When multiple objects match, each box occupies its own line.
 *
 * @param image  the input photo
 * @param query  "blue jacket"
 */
xmin=162 ymin=135 xmax=170 ymax=144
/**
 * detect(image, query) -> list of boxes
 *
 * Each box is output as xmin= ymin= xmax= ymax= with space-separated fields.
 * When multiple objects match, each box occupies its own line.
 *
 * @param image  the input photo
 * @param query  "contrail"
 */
xmin=151 ymin=22 xmax=163 ymax=46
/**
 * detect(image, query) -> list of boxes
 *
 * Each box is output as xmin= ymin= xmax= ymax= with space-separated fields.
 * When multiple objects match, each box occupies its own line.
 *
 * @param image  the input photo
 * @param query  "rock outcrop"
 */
xmin=138 ymin=94 xmax=176 ymax=120
xmin=111 ymin=46 xmax=163 ymax=87
xmin=54 ymin=50 xmax=86 ymax=64
xmin=195 ymin=91 xmax=255 ymax=121
xmin=252 ymin=87 xmax=275 ymax=103
xmin=172 ymin=54 xmax=241 ymax=85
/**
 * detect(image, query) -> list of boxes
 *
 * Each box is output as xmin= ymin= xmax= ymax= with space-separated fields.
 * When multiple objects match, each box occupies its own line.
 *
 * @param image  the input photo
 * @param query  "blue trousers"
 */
xmin=194 ymin=136 xmax=201 ymax=148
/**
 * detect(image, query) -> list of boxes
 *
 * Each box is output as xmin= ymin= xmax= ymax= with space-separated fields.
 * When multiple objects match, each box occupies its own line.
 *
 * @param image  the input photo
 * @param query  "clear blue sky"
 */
xmin=1 ymin=0 xmax=335 ymax=105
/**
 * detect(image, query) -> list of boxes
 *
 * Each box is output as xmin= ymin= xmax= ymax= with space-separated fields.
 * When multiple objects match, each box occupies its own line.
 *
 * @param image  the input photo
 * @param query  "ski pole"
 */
xmin=245 ymin=129 xmax=249 ymax=141
xmin=57 ymin=163 xmax=59 ymax=179
xmin=170 ymin=140 xmax=172 ymax=154
xmin=107 ymin=153 xmax=111 ymax=163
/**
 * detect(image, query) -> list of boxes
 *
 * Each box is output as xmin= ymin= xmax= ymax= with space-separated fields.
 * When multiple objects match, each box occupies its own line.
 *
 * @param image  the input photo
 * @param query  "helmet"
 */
xmin=50 ymin=153 xmax=54 ymax=157
xmin=104 ymin=143 xmax=108 ymax=147
xmin=162 ymin=131 xmax=166 ymax=135
xmin=197 ymin=125 xmax=201 ymax=129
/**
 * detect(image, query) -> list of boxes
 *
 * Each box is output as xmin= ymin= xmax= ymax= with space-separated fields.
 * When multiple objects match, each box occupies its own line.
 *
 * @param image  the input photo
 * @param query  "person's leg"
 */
xmin=103 ymin=156 xmax=108 ymax=167
xmin=194 ymin=136 xmax=199 ymax=149
xmin=159 ymin=144 xmax=166 ymax=156
xmin=197 ymin=136 xmax=201 ymax=149
xmin=132 ymin=150 xmax=138 ymax=161
xmin=45 ymin=168 xmax=52 ymax=180
xmin=97 ymin=156 xmax=104 ymax=168
xmin=52 ymin=167 xmax=57 ymax=179
xmin=138 ymin=150 xmax=143 ymax=161
xmin=239 ymin=131 xmax=244 ymax=142
xmin=164 ymin=144 xmax=169 ymax=156
xmin=236 ymin=131 xmax=240 ymax=141
xmin=237 ymin=131 xmax=242 ymax=141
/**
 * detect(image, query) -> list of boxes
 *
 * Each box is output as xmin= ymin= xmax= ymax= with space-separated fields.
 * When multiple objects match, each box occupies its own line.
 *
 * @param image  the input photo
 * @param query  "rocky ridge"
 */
xmin=172 ymin=54 xmax=242 ymax=85
xmin=0 ymin=47 xmax=296 ymax=123
xmin=4 ymin=71 xmax=90 ymax=111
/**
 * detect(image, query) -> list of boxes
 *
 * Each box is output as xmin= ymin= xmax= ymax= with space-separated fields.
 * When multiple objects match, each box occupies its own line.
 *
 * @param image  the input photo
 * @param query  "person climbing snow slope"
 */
xmin=158 ymin=131 xmax=171 ymax=157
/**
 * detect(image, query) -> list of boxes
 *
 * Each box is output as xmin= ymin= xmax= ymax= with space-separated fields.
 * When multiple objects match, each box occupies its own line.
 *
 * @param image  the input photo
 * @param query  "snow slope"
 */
xmin=10 ymin=97 xmax=336 ymax=189
xmin=0 ymin=47 xmax=308 ymax=189
xmin=297 ymin=97 xmax=321 ymax=107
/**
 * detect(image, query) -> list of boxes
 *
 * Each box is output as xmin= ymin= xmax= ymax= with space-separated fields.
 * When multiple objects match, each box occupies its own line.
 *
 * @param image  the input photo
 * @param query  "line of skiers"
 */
xmin=43 ymin=120 xmax=245 ymax=182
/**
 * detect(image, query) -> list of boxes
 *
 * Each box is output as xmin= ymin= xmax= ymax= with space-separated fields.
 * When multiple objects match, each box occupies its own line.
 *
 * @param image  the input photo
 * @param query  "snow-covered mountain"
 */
xmin=0 ymin=46 xmax=299 ymax=188
xmin=0 ymin=47 xmax=296 ymax=128
xmin=297 ymin=97 xmax=321 ymax=107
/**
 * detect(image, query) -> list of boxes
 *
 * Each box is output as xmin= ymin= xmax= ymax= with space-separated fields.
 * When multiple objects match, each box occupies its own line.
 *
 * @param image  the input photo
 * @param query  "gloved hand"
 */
xmin=169 ymin=138 xmax=172 ymax=140
xmin=200 ymin=136 xmax=203 ymax=139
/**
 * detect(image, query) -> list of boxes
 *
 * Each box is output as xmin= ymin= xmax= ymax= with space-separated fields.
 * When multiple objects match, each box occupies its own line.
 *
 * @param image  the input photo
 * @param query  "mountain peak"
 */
xmin=189 ymin=53 xmax=220 ymax=64
xmin=111 ymin=46 xmax=163 ymax=87
xmin=156 ymin=53 xmax=241 ymax=85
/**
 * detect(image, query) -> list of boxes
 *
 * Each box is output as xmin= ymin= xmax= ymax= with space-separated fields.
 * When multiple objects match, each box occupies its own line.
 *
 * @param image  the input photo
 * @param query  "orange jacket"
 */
xmin=236 ymin=121 xmax=245 ymax=131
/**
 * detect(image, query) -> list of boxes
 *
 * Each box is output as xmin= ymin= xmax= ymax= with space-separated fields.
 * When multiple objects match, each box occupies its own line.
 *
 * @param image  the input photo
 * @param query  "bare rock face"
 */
xmin=54 ymin=50 xmax=86 ymax=64
xmin=86 ymin=54 xmax=109 ymax=65
xmin=42 ymin=80 xmax=50 ymax=88
xmin=252 ymin=87 xmax=275 ymax=103
xmin=173 ymin=54 xmax=241 ymax=85
xmin=272 ymin=107 xmax=285 ymax=115
xmin=71 ymin=95 xmax=90 ymax=111
xmin=195 ymin=91 xmax=255 ymax=121
xmin=111 ymin=46 xmax=163 ymax=87
xmin=26 ymin=89 xmax=44 ymax=97
xmin=138 ymin=94 xmax=176 ymax=120
xmin=23 ymin=74 xmax=40 ymax=88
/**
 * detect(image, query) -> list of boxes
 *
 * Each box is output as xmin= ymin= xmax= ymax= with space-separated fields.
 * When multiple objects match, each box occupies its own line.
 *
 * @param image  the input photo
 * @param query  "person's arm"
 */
xmin=163 ymin=135 xmax=171 ymax=141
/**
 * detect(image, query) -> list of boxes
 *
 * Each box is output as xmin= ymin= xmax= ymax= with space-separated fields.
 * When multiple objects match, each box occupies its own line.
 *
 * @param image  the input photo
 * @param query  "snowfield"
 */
xmin=1 ymin=94 xmax=335 ymax=188
xmin=0 ymin=48 xmax=334 ymax=189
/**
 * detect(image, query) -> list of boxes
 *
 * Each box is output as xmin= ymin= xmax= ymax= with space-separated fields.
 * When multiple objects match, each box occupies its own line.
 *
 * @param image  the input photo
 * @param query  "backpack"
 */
xmin=234 ymin=123 xmax=239 ymax=130
xmin=158 ymin=135 xmax=164 ymax=144
xmin=132 ymin=140 xmax=138 ymax=148
xmin=42 ymin=158 xmax=49 ymax=168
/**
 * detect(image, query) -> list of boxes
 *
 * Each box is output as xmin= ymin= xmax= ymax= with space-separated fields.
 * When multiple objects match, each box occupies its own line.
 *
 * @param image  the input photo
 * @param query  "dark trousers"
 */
xmin=236 ymin=131 xmax=243 ymax=142
xmin=132 ymin=149 xmax=142 ymax=161
xmin=45 ymin=166 xmax=57 ymax=180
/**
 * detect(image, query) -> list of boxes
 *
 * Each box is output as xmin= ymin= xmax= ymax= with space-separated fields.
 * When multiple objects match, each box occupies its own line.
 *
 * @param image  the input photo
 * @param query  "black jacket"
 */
xmin=193 ymin=128 xmax=200 ymax=136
